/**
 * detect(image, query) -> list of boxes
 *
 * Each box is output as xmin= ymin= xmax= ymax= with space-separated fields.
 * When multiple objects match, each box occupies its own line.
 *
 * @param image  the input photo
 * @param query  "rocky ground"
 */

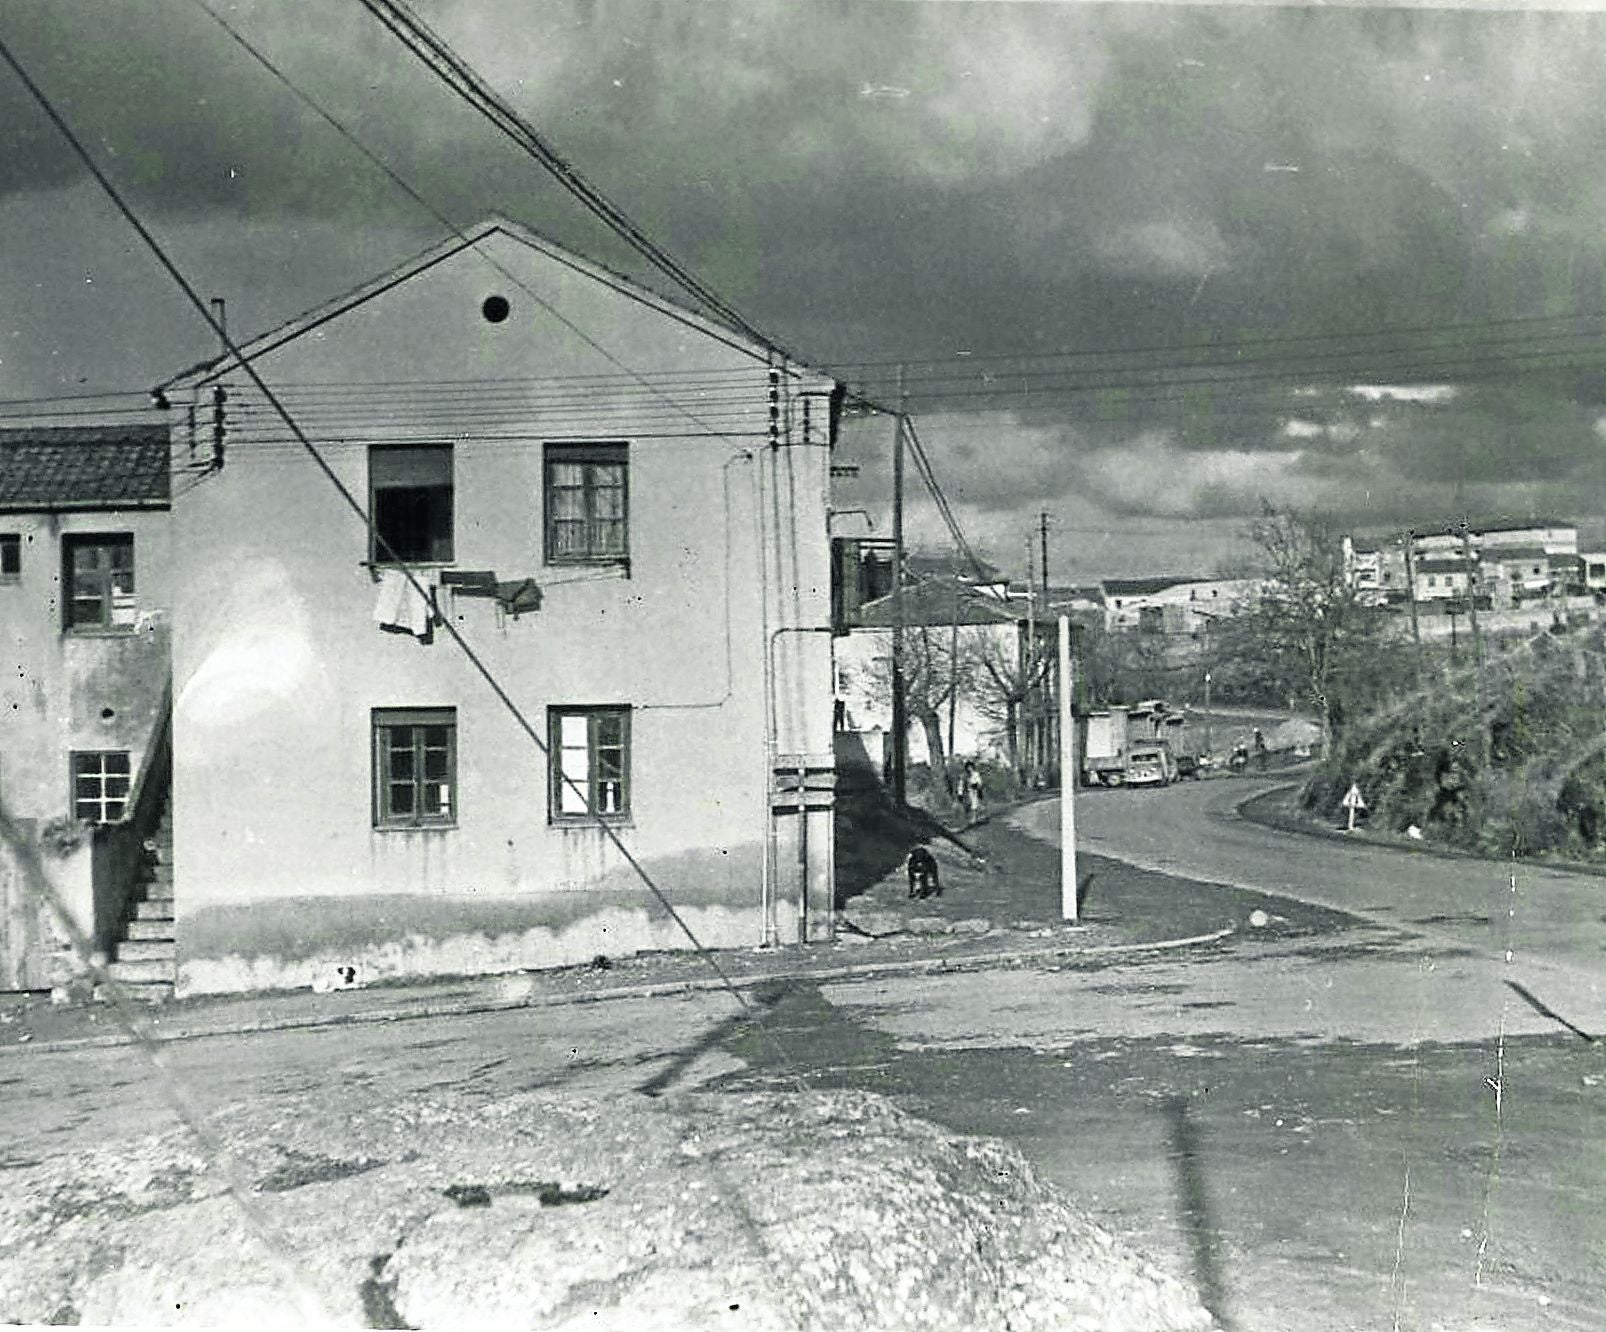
xmin=0 ymin=1086 xmax=1215 ymax=1331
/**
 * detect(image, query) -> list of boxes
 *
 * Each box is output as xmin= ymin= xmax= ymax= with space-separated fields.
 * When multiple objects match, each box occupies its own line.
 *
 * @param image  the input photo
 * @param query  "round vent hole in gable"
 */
xmin=482 ymin=295 xmax=511 ymax=323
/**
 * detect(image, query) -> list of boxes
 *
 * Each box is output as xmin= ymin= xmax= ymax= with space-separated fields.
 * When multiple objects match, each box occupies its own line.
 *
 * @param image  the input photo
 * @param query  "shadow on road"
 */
xmin=1163 ymin=1095 xmax=1236 ymax=1332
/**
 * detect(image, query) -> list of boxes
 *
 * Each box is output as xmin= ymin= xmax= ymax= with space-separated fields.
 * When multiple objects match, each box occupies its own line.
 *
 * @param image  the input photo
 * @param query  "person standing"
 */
xmin=964 ymin=760 xmax=985 ymax=821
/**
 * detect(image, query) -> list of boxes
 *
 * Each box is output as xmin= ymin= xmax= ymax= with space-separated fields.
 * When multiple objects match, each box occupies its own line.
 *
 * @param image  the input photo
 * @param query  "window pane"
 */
xmin=423 ymin=783 xmax=451 ymax=817
xmin=423 ymin=747 xmax=448 ymax=781
xmin=549 ymin=461 xmax=586 ymax=488
xmin=388 ymin=745 xmax=415 ymax=782
xmin=595 ymin=713 xmax=623 ymax=747
xmin=389 ymin=782 xmax=415 ymax=815
xmin=0 ymin=536 xmax=18 ymax=576
xmin=105 ymin=752 xmax=130 ymax=775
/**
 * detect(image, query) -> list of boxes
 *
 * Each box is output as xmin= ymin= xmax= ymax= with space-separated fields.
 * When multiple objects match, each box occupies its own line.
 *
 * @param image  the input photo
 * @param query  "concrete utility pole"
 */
xmin=890 ymin=374 xmax=907 ymax=805
xmin=1059 ymin=615 xmax=1078 ymax=922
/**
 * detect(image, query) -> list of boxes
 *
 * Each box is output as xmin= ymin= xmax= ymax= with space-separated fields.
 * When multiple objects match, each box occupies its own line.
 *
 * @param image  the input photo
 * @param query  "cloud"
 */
xmin=1095 ymin=218 xmax=1231 ymax=279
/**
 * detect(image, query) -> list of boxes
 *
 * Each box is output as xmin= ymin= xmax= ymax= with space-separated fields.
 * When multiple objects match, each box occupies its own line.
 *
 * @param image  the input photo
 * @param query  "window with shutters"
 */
xmin=550 ymin=706 xmax=630 ymax=821
xmin=373 ymin=708 xmax=457 ymax=828
xmin=370 ymin=445 xmax=454 ymax=564
xmin=544 ymin=443 xmax=627 ymax=565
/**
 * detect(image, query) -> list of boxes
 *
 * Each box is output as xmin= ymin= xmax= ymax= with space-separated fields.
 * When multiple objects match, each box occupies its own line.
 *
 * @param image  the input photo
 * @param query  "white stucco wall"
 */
xmin=166 ymin=226 xmax=836 ymax=992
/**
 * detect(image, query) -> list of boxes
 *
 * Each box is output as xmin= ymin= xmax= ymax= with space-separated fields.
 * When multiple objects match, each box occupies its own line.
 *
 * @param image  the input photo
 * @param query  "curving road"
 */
xmin=1017 ymin=777 xmax=1606 ymax=1037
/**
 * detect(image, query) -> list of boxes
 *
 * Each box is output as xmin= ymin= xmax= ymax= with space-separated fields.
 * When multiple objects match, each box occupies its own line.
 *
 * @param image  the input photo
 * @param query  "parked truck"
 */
xmin=1080 ymin=700 xmax=1196 ymax=786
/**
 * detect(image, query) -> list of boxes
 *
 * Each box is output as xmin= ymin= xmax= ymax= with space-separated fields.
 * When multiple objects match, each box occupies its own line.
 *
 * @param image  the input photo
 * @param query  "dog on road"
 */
xmin=906 ymin=845 xmax=941 ymax=899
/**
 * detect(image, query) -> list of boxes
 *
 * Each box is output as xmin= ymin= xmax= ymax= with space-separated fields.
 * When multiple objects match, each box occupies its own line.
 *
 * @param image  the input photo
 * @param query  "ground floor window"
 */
xmin=72 ymin=751 xmax=130 ymax=823
xmin=373 ymin=708 xmax=456 ymax=827
xmin=0 ymin=533 xmax=19 ymax=580
xmin=550 ymin=706 xmax=630 ymax=820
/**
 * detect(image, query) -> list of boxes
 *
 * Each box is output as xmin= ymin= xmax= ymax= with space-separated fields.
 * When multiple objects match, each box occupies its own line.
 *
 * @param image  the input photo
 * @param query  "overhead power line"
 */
xmin=0 ymin=26 xmax=757 ymax=1011
xmin=350 ymin=0 xmax=793 ymax=362
xmin=828 ymin=309 xmax=1606 ymax=377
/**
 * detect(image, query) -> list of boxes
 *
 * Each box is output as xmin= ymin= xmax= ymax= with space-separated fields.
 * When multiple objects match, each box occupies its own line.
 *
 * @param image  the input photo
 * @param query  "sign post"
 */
xmin=1059 ymin=615 xmax=1078 ymax=921
xmin=1342 ymin=783 xmax=1367 ymax=832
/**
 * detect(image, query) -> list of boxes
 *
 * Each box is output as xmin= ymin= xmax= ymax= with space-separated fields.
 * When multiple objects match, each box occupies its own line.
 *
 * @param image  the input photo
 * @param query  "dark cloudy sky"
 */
xmin=5 ymin=1 xmax=1606 ymax=578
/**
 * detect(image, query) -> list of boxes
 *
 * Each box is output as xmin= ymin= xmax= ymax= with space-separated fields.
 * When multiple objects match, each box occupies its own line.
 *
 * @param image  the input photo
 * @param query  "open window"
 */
xmin=369 ymin=445 xmax=453 ymax=564
xmin=62 ymin=534 xmax=135 ymax=630
xmin=550 ymin=706 xmax=630 ymax=820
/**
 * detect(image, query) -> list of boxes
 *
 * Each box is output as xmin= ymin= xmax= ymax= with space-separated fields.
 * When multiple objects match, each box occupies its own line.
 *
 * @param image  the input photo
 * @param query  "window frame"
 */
xmin=0 ymin=533 xmax=19 ymax=582
xmin=543 ymin=442 xmax=629 ymax=567
xmin=548 ymin=705 xmax=632 ymax=823
xmin=372 ymin=707 xmax=458 ymax=830
xmin=62 ymin=533 xmax=135 ymax=631
xmin=368 ymin=444 xmax=455 ymax=566
xmin=71 ymin=750 xmax=131 ymax=824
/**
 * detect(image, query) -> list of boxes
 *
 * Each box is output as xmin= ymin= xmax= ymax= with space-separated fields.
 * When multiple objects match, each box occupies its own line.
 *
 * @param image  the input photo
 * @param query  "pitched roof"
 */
xmin=1488 ymin=544 xmax=1549 ymax=561
xmin=0 ymin=425 xmax=170 ymax=510
xmin=156 ymin=216 xmax=790 ymax=393
xmin=1101 ymin=576 xmax=1189 ymax=598
xmin=854 ymin=578 xmax=1020 ymax=628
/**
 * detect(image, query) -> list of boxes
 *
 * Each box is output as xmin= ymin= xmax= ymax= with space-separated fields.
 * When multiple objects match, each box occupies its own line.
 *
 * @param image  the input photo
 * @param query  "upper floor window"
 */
xmin=550 ymin=706 xmax=631 ymax=820
xmin=544 ymin=443 xmax=627 ymax=565
xmin=372 ymin=707 xmax=456 ymax=828
xmin=0 ymin=533 xmax=19 ymax=582
xmin=72 ymin=750 xmax=130 ymax=823
xmin=63 ymin=533 xmax=134 ymax=630
xmin=370 ymin=445 xmax=453 ymax=564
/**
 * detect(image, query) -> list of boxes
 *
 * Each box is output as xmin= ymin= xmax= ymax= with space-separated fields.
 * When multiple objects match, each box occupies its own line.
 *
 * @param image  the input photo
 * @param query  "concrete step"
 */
xmin=143 ymin=879 xmax=175 ymax=902
xmin=104 ymin=957 xmax=175 ymax=986
xmin=95 ymin=978 xmax=174 ymax=1004
xmin=148 ymin=862 xmax=174 ymax=883
xmin=125 ymin=919 xmax=175 ymax=943
xmin=133 ymin=900 xmax=174 ymax=922
xmin=114 ymin=940 xmax=175 ymax=965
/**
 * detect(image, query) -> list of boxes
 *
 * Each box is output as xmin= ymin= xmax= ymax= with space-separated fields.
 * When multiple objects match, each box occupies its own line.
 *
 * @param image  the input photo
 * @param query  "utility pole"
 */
xmin=890 ymin=373 xmax=907 ymax=805
xmin=1458 ymin=521 xmax=1484 ymax=668
xmin=1059 ymin=615 xmax=1078 ymax=921
xmin=1402 ymin=531 xmax=1423 ymax=675
xmin=947 ymin=570 xmax=960 ymax=795
xmin=1039 ymin=512 xmax=1053 ymax=778
xmin=1039 ymin=511 xmax=1050 ymax=606
xmin=1024 ymin=536 xmax=1037 ymax=785
xmin=1458 ymin=520 xmax=1487 ymax=764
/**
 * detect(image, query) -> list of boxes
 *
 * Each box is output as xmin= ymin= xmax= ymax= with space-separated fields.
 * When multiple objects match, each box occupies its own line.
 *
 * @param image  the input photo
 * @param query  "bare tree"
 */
xmin=862 ymin=622 xmax=978 ymax=788
xmin=1230 ymin=501 xmax=1407 ymax=755
xmin=972 ymin=624 xmax=1051 ymax=782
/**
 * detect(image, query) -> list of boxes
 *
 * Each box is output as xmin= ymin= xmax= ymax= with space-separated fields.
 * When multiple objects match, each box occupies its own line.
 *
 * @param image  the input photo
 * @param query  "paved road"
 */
xmin=1032 ymin=777 xmax=1606 ymax=1039
xmin=7 ymin=787 xmax=1604 ymax=1331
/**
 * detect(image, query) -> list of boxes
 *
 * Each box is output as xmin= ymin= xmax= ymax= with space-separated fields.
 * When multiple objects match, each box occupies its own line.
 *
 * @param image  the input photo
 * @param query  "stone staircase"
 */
xmin=101 ymin=807 xmax=176 ymax=1002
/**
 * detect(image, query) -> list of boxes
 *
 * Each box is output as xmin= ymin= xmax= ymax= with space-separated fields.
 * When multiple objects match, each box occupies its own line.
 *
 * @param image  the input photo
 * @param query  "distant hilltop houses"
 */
xmin=1342 ymin=520 xmax=1606 ymax=611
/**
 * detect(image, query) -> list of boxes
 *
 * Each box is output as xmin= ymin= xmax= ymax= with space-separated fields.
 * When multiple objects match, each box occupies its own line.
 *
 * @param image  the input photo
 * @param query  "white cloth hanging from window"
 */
xmin=373 ymin=568 xmax=433 ymax=638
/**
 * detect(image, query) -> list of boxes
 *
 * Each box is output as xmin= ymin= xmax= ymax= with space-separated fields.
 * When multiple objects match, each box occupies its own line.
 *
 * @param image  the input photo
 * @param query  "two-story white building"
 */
xmin=154 ymin=218 xmax=842 ymax=995
xmin=0 ymin=426 xmax=173 ymax=993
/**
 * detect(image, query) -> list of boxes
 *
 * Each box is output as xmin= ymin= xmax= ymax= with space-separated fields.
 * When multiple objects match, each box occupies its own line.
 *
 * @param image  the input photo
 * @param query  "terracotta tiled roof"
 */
xmin=0 ymin=426 xmax=170 ymax=509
